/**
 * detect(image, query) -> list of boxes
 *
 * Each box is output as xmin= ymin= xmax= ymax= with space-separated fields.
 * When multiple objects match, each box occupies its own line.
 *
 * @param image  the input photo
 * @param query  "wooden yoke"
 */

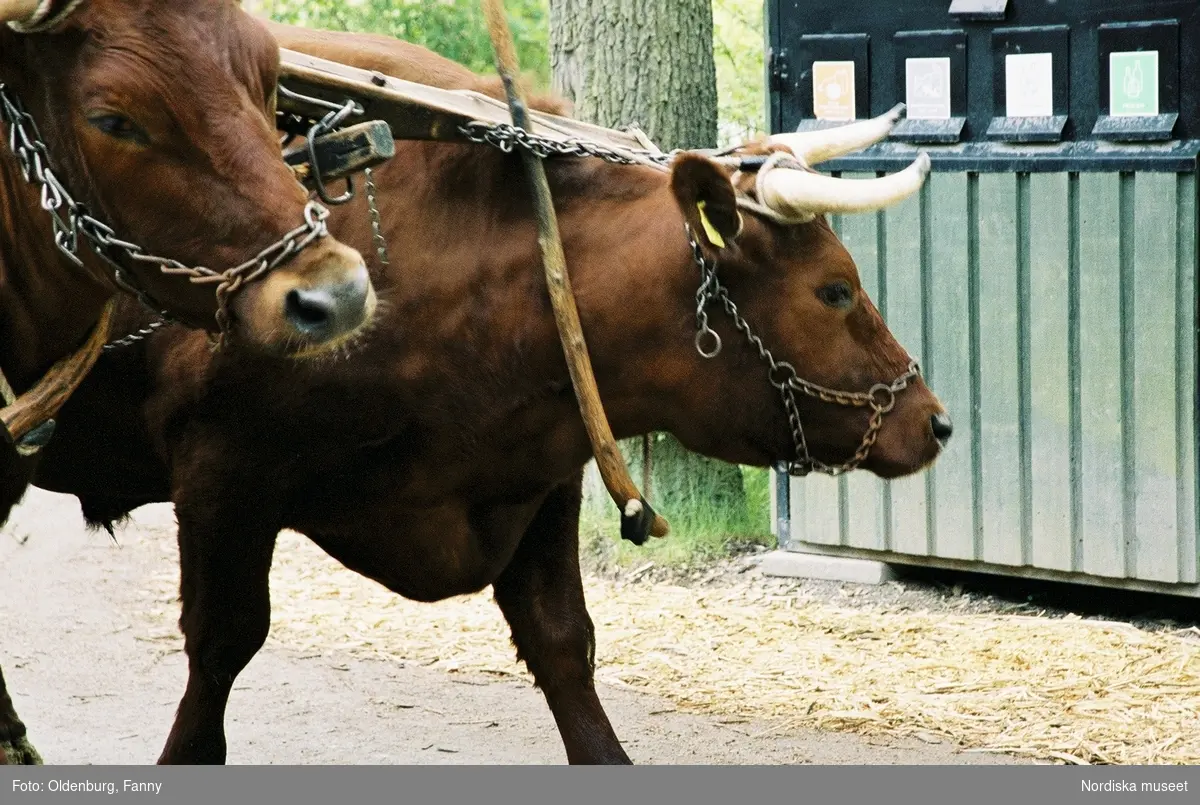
xmin=276 ymin=48 xmax=668 ymax=161
xmin=480 ymin=0 xmax=669 ymax=545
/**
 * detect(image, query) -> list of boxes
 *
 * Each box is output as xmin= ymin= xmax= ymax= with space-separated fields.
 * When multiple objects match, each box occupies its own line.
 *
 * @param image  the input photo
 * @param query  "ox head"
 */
xmin=659 ymin=106 xmax=949 ymax=479
xmin=0 ymin=0 xmax=376 ymax=356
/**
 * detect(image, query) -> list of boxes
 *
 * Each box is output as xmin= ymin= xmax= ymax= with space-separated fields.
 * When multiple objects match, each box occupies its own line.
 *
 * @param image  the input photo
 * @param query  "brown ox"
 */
xmin=31 ymin=24 xmax=952 ymax=764
xmin=0 ymin=1 xmax=381 ymax=763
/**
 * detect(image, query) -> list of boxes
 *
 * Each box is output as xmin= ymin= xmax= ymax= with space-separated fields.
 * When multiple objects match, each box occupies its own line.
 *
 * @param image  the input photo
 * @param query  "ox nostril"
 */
xmin=283 ymin=264 xmax=371 ymax=341
xmin=930 ymin=412 xmax=954 ymax=444
xmin=284 ymin=287 xmax=337 ymax=334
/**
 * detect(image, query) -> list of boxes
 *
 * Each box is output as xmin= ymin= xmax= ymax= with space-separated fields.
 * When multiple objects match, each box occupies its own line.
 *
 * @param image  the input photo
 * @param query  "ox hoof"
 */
xmin=0 ymin=736 xmax=43 ymax=765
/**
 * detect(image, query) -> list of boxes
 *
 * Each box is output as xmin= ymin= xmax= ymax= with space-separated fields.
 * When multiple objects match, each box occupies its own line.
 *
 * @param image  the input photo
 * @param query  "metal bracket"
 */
xmin=284 ymin=120 xmax=396 ymax=194
xmin=768 ymin=48 xmax=791 ymax=92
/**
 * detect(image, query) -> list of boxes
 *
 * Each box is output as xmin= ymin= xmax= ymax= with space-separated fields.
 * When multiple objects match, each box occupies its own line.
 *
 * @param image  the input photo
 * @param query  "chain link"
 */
xmin=688 ymin=227 xmax=920 ymax=477
xmin=0 ymin=82 xmax=332 ymax=345
xmin=101 ymin=318 xmax=170 ymax=352
xmin=364 ymin=167 xmax=390 ymax=271
xmin=457 ymin=121 xmax=678 ymax=170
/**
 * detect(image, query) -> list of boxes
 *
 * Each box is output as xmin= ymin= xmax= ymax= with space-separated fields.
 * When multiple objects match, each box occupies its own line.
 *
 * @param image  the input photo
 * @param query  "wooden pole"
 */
xmin=642 ymin=434 xmax=653 ymax=500
xmin=480 ymin=0 xmax=668 ymax=544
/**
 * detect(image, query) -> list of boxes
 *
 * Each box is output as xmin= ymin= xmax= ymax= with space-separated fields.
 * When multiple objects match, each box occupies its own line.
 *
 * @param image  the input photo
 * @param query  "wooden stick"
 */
xmin=642 ymin=434 xmax=653 ymax=500
xmin=480 ymin=0 xmax=668 ymax=544
xmin=1 ymin=299 xmax=116 ymax=451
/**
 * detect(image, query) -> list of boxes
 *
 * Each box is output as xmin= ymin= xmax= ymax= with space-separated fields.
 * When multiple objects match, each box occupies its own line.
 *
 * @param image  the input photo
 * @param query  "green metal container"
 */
xmin=768 ymin=0 xmax=1200 ymax=595
xmin=775 ymin=170 xmax=1200 ymax=595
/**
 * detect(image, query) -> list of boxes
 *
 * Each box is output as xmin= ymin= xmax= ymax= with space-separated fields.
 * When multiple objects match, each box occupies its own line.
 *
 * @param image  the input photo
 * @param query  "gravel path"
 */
xmin=1 ymin=488 xmax=1032 ymax=765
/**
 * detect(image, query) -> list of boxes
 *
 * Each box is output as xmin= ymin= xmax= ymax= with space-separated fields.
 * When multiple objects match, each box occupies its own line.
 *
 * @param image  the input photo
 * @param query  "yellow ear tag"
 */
xmin=697 ymin=201 xmax=726 ymax=249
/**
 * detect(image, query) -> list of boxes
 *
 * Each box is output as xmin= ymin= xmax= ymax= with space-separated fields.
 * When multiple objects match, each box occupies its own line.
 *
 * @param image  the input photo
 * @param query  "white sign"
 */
xmin=905 ymin=57 xmax=952 ymax=120
xmin=1005 ymin=52 xmax=1054 ymax=118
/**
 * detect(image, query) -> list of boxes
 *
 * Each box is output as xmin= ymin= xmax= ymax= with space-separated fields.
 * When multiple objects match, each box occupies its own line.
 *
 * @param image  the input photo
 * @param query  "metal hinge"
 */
xmin=768 ymin=48 xmax=791 ymax=92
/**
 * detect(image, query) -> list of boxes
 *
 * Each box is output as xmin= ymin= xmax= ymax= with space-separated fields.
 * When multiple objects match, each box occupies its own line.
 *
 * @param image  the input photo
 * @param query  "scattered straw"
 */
xmin=140 ymin=530 xmax=1200 ymax=765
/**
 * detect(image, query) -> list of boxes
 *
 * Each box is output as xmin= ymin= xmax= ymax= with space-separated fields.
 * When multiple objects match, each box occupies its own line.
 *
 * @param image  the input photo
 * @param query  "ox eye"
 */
xmin=87 ymin=113 xmax=148 ymax=145
xmin=816 ymin=281 xmax=854 ymax=310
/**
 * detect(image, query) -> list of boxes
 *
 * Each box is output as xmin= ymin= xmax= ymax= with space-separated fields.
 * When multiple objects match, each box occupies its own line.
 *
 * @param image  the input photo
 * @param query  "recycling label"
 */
xmin=1109 ymin=51 xmax=1159 ymax=117
xmin=905 ymin=57 xmax=952 ymax=120
xmin=812 ymin=60 xmax=856 ymax=121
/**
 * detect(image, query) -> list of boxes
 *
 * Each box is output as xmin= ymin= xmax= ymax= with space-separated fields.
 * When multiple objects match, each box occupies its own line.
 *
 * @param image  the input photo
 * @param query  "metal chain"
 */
xmin=303 ymin=98 xmax=360 ymax=206
xmin=101 ymin=318 xmax=170 ymax=353
xmin=0 ymin=83 xmax=332 ymax=343
xmin=363 ymin=167 xmax=390 ymax=271
xmin=688 ymin=227 xmax=920 ymax=477
xmin=457 ymin=120 xmax=678 ymax=170
xmin=96 ymin=88 xmax=393 ymax=352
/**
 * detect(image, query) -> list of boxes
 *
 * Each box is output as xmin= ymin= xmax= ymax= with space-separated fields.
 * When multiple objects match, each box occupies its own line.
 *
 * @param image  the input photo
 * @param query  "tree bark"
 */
xmin=550 ymin=0 xmax=718 ymax=151
xmin=551 ymin=0 xmax=749 ymax=541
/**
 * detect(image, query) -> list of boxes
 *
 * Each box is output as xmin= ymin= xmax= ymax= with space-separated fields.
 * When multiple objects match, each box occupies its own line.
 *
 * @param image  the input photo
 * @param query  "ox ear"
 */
xmin=671 ymin=153 xmax=742 ymax=258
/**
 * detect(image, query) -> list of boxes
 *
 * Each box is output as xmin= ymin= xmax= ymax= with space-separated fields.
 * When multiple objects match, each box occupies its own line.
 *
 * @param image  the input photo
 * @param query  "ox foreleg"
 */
xmin=1 ymin=447 xmax=43 ymax=765
xmin=157 ymin=489 xmax=278 ymax=765
xmin=0 ymin=665 xmax=41 ymax=765
xmin=492 ymin=478 xmax=632 ymax=765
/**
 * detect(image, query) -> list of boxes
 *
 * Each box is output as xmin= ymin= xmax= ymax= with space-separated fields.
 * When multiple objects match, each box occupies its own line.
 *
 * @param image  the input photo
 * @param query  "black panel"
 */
xmin=986 ymin=25 xmax=1070 ymax=142
xmin=892 ymin=30 xmax=968 ymax=143
xmin=786 ymin=34 xmax=871 ymax=134
xmin=1093 ymin=20 xmax=1180 ymax=141
xmin=766 ymin=0 xmax=1200 ymax=172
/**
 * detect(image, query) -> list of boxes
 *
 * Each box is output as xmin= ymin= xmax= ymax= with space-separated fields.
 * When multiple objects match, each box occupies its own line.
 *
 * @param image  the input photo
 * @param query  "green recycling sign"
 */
xmin=1110 ymin=50 xmax=1159 ymax=117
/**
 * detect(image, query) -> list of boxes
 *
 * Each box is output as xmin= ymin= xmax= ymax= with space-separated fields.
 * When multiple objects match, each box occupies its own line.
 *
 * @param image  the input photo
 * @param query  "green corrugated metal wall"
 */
xmin=781 ymin=169 xmax=1200 ymax=593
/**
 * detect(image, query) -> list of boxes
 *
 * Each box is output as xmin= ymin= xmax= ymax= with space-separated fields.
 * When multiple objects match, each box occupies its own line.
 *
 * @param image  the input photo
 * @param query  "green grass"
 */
xmin=580 ymin=463 xmax=776 ymax=571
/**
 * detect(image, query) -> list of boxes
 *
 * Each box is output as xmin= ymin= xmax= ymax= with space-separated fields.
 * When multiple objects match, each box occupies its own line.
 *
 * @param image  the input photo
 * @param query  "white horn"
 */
xmin=767 ymin=103 xmax=906 ymax=167
xmin=0 ymin=0 xmax=43 ymax=25
xmin=758 ymin=152 xmax=931 ymax=217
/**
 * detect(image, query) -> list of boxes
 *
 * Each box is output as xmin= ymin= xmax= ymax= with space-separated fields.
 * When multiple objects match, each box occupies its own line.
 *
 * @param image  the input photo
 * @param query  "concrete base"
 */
xmin=759 ymin=550 xmax=898 ymax=586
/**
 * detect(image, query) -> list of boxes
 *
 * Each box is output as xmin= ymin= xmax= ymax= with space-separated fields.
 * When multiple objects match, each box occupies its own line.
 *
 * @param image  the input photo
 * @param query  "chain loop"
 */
xmin=694 ymin=328 xmax=722 ymax=358
xmin=868 ymin=383 xmax=897 ymax=414
xmin=304 ymin=99 xmax=360 ymax=206
xmin=0 ymin=82 xmax=331 ymax=344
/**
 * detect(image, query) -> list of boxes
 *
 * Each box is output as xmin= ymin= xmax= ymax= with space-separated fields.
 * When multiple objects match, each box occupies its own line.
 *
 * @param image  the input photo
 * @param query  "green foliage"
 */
xmin=713 ymin=0 xmax=767 ymax=145
xmin=258 ymin=0 xmax=765 ymax=141
xmin=258 ymin=0 xmax=552 ymax=88
xmin=580 ymin=450 xmax=774 ymax=569
xmin=579 ymin=436 xmax=774 ymax=569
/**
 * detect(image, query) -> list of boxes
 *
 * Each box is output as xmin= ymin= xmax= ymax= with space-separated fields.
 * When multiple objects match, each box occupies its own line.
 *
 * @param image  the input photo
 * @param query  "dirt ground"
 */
xmin=0 ymin=487 xmax=1048 ymax=766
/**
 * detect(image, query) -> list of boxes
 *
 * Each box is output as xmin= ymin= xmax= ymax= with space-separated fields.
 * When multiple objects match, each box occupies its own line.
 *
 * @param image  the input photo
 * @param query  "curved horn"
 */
xmin=767 ymin=103 xmax=906 ymax=167
xmin=758 ymin=152 xmax=931 ymax=217
xmin=0 ymin=0 xmax=41 ymax=24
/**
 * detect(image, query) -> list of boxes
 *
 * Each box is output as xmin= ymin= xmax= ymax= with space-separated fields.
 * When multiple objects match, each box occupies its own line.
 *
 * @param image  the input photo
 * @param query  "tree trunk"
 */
xmin=550 ymin=0 xmax=718 ymax=151
xmin=551 ymin=0 xmax=749 ymax=543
